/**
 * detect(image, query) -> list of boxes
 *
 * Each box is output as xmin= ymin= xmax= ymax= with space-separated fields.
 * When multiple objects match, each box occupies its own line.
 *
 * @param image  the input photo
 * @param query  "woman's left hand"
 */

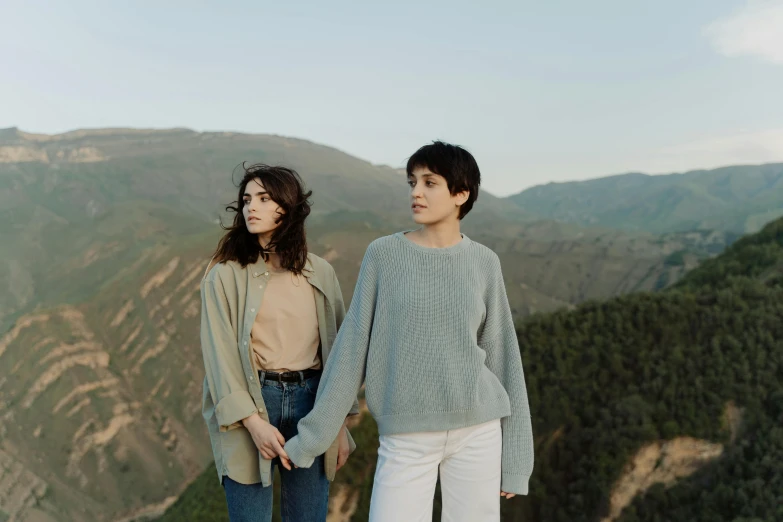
xmin=337 ymin=425 xmax=351 ymax=471
xmin=500 ymin=491 xmax=516 ymax=499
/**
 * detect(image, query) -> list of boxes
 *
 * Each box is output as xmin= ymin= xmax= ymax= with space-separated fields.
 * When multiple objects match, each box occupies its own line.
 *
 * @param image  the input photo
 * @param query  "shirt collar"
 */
xmin=248 ymin=255 xmax=322 ymax=291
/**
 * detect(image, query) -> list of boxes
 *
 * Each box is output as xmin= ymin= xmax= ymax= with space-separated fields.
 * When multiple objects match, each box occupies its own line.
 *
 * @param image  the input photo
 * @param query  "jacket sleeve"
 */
xmin=201 ymin=271 xmax=257 ymax=432
xmin=479 ymin=254 xmax=535 ymax=495
xmin=285 ymin=244 xmax=379 ymax=467
xmin=332 ymin=268 xmax=361 ymax=417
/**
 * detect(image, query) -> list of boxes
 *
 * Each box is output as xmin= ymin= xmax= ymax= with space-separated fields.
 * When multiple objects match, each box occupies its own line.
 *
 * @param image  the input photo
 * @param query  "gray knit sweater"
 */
xmin=284 ymin=232 xmax=534 ymax=494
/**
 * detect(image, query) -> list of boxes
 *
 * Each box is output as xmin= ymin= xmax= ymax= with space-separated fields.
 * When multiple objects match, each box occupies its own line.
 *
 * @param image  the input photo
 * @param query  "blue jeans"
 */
xmin=223 ymin=373 xmax=330 ymax=522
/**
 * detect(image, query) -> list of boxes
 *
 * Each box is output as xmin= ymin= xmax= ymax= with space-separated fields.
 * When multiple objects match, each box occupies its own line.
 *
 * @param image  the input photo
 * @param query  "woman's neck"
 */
xmin=407 ymin=220 xmax=462 ymax=248
xmin=257 ymin=234 xmax=283 ymax=271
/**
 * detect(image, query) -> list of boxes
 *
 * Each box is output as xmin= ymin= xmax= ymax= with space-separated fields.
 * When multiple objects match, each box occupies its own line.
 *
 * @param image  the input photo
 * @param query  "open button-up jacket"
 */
xmin=200 ymin=253 xmax=358 ymax=485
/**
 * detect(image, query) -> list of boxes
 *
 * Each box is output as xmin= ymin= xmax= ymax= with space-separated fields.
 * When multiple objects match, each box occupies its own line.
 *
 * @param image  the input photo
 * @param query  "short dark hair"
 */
xmin=406 ymin=141 xmax=481 ymax=219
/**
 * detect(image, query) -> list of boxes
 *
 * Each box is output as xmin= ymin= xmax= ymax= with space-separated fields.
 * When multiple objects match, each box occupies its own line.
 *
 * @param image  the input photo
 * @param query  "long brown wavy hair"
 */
xmin=211 ymin=164 xmax=313 ymax=274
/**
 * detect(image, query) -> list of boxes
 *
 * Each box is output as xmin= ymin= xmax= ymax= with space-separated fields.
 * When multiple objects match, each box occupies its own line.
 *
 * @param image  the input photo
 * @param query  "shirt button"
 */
xmin=243 ymin=341 xmax=248 ymax=345
xmin=250 ymin=308 xmax=255 ymax=313
xmin=253 ymin=272 xmax=259 ymax=277
xmin=249 ymin=375 xmax=254 ymax=381
xmin=258 ymin=285 xmax=263 ymax=289
xmin=264 ymin=271 xmax=269 ymax=276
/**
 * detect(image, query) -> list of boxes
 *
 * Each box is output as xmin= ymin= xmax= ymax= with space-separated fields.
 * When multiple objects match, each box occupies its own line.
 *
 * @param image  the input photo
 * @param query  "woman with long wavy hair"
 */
xmin=200 ymin=164 xmax=359 ymax=522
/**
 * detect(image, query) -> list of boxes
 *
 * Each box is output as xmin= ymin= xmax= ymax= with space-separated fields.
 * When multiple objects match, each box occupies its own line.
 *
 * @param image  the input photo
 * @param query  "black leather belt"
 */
xmin=259 ymin=368 xmax=321 ymax=383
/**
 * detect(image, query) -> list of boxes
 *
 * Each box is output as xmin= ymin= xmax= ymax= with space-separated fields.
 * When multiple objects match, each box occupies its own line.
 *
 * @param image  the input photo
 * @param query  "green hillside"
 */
xmin=0 ymin=127 xmax=767 ymax=521
xmin=0 ymin=237 xmax=217 ymax=522
xmin=0 ymin=127 xmax=409 ymax=329
xmin=0 ymin=212 xmax=707 ymax=521
xmin=514 ymin=218 xmax=783 ymax=522
xmin=0 ymin=126 xmax=532 ymax=330
xmin=162 ymin=218 xmax=782 ymax=521
xmin=509 ymin=163 xmax=783 ymax=234
xmin=1 ymin=126 xmax=726 ymax=333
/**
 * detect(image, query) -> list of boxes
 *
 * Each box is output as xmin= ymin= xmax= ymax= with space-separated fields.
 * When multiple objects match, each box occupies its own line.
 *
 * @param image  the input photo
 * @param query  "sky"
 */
xmin=2 ymin=0 xmax=783 ymax=196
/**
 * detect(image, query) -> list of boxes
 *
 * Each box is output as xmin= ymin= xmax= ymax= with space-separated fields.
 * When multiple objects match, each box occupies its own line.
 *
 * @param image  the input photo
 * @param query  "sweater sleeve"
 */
xmin=285 ymin=244 xmax=379 ymax=467
xmin=479 ymin=254 xmax=534 ymax=495
xmin=332 ymin=267 xmax=361 ymax=417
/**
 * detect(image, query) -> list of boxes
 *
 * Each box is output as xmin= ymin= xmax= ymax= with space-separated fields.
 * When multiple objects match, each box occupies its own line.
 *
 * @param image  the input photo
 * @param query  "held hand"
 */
xmin=500 ymin=491 xmax=516 ymax=499
xmin=242 ymin=414 xmax=293 ymax=470
xmin=336 ymin=425 xmax=351 ymax=471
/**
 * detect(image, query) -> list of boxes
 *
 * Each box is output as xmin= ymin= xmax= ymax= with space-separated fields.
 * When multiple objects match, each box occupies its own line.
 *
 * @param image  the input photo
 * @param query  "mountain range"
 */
xmin=0 ymin=127 xmax=781 ymax=521
xmin=509 ymin=164 xmax=783 ymax=234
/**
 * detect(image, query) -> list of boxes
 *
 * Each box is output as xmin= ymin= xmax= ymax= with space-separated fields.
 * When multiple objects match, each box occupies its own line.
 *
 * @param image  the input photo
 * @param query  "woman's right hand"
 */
xmin=242 ymin=414 xmax=292 ymax=470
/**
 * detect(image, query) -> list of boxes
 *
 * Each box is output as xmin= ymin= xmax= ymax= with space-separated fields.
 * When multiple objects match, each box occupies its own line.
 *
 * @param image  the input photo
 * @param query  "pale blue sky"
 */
xmin=3 ymin=0 xmax=783 ymax=196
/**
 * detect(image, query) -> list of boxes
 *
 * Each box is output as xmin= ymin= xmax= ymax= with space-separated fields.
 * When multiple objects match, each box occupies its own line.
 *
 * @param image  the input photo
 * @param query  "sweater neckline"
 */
xmin=395 ymin=230 xmax=472 ymax=254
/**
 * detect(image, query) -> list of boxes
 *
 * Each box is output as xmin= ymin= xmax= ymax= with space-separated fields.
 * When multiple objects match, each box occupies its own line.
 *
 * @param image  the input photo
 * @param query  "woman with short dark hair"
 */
xmin=285 ymin=142 xmax=535 ymax=521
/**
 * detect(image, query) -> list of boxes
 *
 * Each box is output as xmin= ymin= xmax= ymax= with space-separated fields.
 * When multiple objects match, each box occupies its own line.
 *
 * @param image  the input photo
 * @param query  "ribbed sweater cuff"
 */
xmin=283 ymin=436 xmax=316 ymax=469
xmin=501 ymin=473 xmax=529 ymax=495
